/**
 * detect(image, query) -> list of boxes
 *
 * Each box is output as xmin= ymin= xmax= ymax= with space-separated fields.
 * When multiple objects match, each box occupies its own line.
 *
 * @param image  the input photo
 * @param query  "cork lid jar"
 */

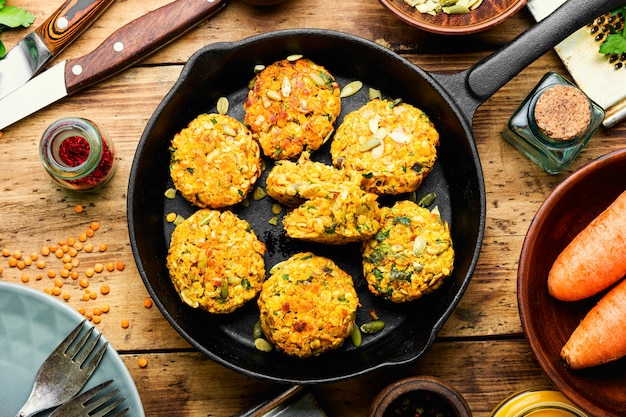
xmin=501 ymin=72 xmax=605 ymax=174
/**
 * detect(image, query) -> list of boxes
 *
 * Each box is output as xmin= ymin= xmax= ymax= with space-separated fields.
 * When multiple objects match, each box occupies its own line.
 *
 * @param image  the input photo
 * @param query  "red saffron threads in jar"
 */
xmin=65 ymin=140 xmax=115 ymax=187
xmin=58 ymin=136 xmax=90 ymax=167
xmin=40 ymin=118 xmax=117 ymax=191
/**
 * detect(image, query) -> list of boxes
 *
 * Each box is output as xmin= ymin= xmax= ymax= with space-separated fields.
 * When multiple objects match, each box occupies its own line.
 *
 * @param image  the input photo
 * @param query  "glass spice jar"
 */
xmin=501 ymin=72 xmax=605 ymax=174
xmin=490 ymin=387 xmax=588 ymax=417
xmin=39 ymin=118 xmax=117 ymax=191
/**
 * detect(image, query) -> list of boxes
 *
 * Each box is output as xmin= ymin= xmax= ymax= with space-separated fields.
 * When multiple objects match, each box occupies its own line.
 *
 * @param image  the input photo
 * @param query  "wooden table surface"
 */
xmin=1 ymin=0 xmax=625 ymax=415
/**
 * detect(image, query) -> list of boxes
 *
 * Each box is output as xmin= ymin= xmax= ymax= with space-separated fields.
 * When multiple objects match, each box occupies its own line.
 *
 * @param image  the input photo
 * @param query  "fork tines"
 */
xmin=49 ymin=379 xmax=129 ymax=417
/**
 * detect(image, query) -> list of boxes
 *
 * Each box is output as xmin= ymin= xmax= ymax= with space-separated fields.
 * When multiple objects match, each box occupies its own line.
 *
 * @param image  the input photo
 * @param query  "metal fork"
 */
xmin=15 ymin=320 xmax=109 ymax=417
xmin=49 ymin=379 xmax=128 ymax=417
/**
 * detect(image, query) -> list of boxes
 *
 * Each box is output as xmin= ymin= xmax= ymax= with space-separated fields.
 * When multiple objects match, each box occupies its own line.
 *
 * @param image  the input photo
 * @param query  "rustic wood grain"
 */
xmin=1 ymin=0 xmax=625 ymax=416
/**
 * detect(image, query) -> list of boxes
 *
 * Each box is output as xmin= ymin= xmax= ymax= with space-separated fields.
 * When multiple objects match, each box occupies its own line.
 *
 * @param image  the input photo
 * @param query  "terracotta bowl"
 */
xmin=369 ymin=375 xmax=471 ymax=417
xmin=518 ymin=148 xmax=626 ymax=417
xmin=378 ymin=0 xmax=527 ymax=35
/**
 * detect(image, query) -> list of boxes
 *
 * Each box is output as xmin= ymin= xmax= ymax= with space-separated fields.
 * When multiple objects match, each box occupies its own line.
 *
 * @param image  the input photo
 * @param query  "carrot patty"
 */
xmin=167 ymin=209 xmax=266 ymax=314
xmin=362 ymin=200 xmax=454 ymax=303
xmin=331 ymin=98 xmax=440 ymax=195
xmin=257 ymin=252 xmax=359 ymax=358
xmin=169 ymin=113 xmax=261 ymax=208
xmin=244 ymin=57 xmax=341 ymax=160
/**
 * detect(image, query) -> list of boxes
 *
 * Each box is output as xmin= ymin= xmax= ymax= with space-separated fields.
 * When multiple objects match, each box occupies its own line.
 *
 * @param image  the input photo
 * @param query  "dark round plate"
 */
xmin=518 ymin=148 xmax=626 ymax=417
xmin=127 ymin=29 xmax=485 ymax=384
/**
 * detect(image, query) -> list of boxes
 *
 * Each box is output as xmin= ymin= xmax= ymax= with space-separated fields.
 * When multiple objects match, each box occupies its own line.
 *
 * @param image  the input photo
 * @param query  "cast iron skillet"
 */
xmin=128 ymin=0 xmax=622 ymax=384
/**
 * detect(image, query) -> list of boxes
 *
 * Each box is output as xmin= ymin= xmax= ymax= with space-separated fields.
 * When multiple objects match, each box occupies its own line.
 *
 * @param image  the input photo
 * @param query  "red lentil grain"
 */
xmin=143 ymin=298 xmax=153 ymax=308
xmin=98 ymin=243 xmax=107 ymax=252
xmin=116 ymin=262 xmax=125 ymax=271
xmin=101 ymin=304 xmax=110 ymax=313
xmin=100 ymin=284 xmax=110 ymax=295
xmin=138 ymin=358 xmax=148 ymax=368
xmin=121 ymin=319 xmax=130 ymax=329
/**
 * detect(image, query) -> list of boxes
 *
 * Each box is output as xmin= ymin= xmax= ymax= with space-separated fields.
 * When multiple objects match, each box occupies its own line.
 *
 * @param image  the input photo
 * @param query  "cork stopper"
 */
xmin=533 ymin=85 xmax=591 ymax=141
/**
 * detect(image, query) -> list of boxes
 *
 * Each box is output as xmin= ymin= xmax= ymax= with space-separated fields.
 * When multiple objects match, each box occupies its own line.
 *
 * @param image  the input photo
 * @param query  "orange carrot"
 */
xmin=561 ymin=277 xmax=626 ymax=369
xmin=548 ymin=189 xmax=626 ymax=301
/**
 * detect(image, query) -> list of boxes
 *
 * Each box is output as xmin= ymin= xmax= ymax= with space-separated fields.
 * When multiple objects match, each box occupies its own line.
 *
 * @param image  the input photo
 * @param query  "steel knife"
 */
xmin=0 ymin=0 xmax=116 ymax=100
xmin=0 ymin=0 xmax=229 ymax=131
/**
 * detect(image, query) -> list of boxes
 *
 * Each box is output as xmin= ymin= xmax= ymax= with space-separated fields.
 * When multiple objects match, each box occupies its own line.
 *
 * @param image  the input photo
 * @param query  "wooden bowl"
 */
xmin=369 ymin=375 xmax=471 ymax=417
xmin=378 ymin=0 xmax=527 ymax=35
xmin=241 ymin=0 xmax=288 ymax=5
xmin=518 ymin=148 xmax=626 ymax=417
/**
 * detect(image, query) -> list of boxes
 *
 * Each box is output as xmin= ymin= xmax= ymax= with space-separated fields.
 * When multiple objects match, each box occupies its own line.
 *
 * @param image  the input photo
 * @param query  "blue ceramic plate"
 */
xmin=0 ymin=281 xmax=145 ymax=417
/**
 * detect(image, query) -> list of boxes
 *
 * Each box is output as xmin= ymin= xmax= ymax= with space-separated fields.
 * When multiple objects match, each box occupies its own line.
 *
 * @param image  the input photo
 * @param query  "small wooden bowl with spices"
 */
xmin=369 ymin=375 xmax=472 ymax=417
xmin=378 ymin=0 xmax=527 ymax=35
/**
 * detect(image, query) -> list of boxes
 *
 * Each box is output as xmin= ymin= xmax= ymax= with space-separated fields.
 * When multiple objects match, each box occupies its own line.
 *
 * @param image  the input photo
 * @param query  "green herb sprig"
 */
xmin=0 ymin=0 xmax=35 ymax=58
xmin=599 ymin=6 xmax=626 ymax=56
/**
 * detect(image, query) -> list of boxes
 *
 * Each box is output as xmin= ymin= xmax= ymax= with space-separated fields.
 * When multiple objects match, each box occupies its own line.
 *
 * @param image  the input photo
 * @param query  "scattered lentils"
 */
xmin=138 ymin=357 xmax=148 ymax=368
xmin=1 ymin=210 xmax=130 ymax=327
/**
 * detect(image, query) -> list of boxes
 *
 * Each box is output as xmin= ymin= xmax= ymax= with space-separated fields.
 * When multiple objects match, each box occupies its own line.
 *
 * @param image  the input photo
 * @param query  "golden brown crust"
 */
xmin=244 ymin=58 xmax=341 ymax=160
xmin=362 ymin=200 xmax=454 ymax=303
xmin=167 ymin=209 xmax=266 ymax=314
xmin=331 ymin=99 xmax=439 ymax=195
xmin=257 ymin=252 xmax=359 ymax=357
xmin=169 ymin=113 xmax=261 ymax=208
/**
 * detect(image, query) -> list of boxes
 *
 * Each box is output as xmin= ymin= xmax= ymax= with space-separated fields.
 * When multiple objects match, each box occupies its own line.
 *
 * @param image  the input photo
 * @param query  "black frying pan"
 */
xmin=128 ymin=0 xmax=623 ymax=384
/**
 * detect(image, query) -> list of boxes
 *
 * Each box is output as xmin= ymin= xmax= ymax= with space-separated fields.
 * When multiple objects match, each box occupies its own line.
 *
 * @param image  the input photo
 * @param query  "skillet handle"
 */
xmin=438 ymin=0 xmax=624 ymax=121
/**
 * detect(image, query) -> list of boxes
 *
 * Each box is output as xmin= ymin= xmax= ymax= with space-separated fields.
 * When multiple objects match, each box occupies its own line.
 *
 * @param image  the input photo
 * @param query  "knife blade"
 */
xmin=0 ymin=0 xmax=116 ymax=100
xmin=0 ymin=0 xmax=229 ymax=130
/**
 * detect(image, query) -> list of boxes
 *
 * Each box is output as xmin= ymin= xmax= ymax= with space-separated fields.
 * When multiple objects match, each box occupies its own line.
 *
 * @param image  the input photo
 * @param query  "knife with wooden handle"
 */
xmin=0 ymin=0 xmax=116 ymax=100
xmin=0 ymin=0 xmax=229 ymax=130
